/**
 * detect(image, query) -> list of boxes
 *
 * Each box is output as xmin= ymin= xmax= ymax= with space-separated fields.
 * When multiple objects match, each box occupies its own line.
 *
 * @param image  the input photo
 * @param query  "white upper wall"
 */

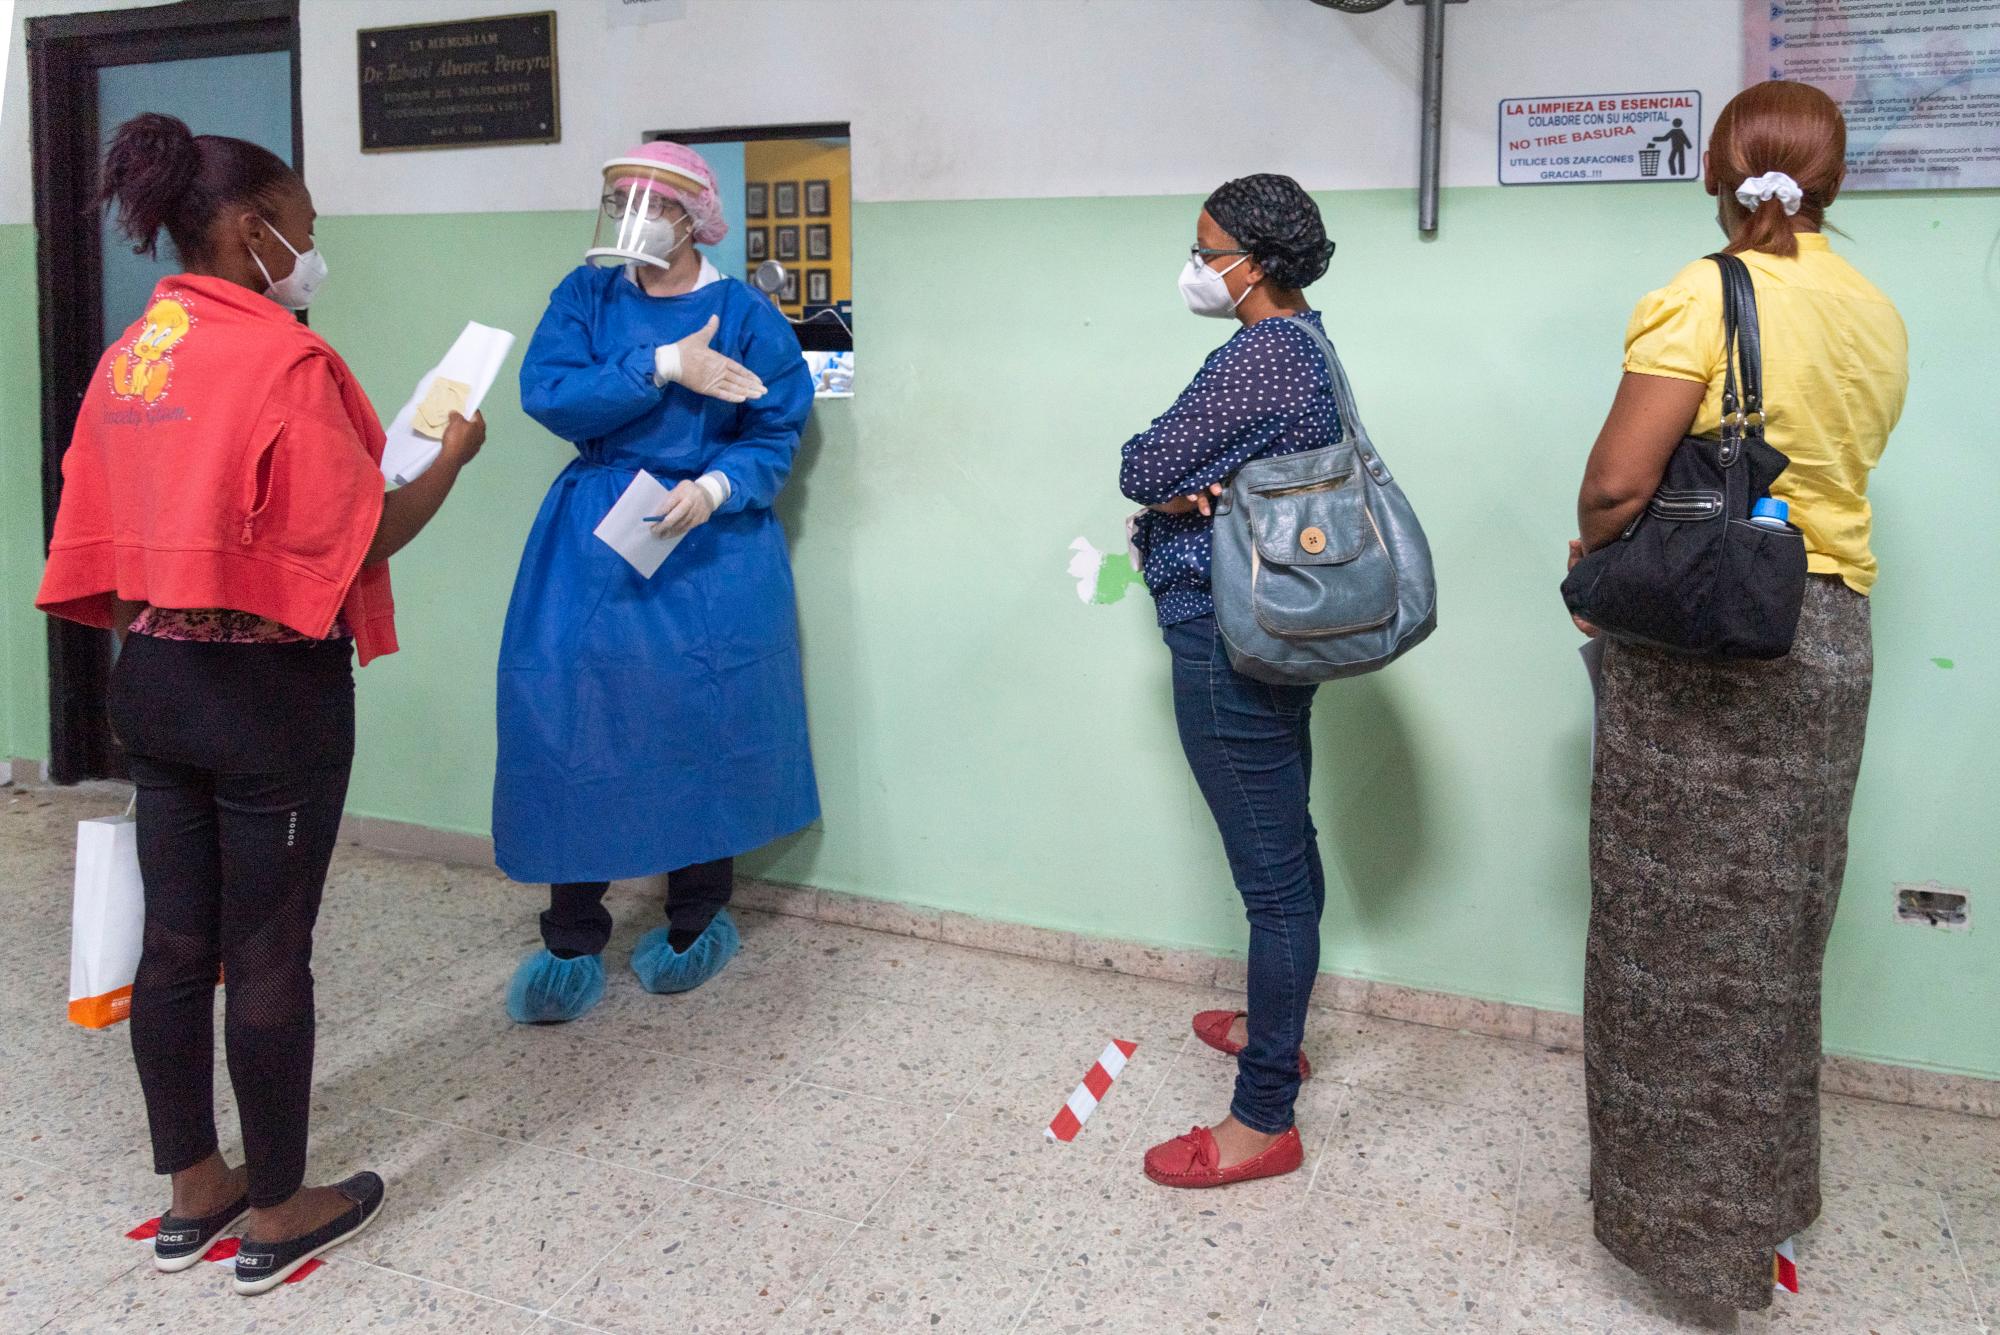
xmin=4 ymin=0 xmax=1744 ymax=224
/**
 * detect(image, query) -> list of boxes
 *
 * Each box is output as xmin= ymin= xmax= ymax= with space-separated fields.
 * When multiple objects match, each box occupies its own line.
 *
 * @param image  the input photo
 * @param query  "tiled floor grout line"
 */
xmin=674 ymin=1177 xmax=865 ymax=1229
xmin=666 ymin=1003 xmax=877 ymax=1191
xmin=1247 ymin=1088 xmax=1348 ymax=1335
xmin=684 ymin=1071 xmax=809 ymax=1185
xmin=1006 ymin=1260 xmax=1062 ymax=1333
xmin=341 ymin=1253 xmax=545 ymax=1320
xmin=389 ymin=992 xmax=857 ymax=1088
xmin=356 ymin=1102 xmax=759 ymax=1197
xmin=768 ymin=1219 xmax=868 ymax=1331
xmin=772 ymin=1039 xmax=957 ymax=1332
xmin=1300 ymin=1082 xmax=1351 ymax=1196
xmin=1108 ymin=1031 xmax=1195 ymax=1154
xmin=27 ymin=1258 xmax=145 ymax=1335
xmin=535 ymin=1192 xmax=675 ymax=1323
xmin=1937 ymin=1191 xmax=1991 ymax=1335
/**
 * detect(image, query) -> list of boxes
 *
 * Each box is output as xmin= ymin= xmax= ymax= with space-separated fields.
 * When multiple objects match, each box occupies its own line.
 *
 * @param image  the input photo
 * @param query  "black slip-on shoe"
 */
xmin=231 ymin=1172 xmax=385 ymax=1296
xmin=153 ymin=1193 xmax=252 ymax=1273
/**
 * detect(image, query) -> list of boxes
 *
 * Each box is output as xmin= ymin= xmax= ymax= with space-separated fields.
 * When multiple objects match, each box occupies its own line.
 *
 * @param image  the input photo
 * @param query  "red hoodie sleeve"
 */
xmin=36 ymin=362 xmax=119 ymax=628
xmin=249 ymin=353 xmax=387 ymax=637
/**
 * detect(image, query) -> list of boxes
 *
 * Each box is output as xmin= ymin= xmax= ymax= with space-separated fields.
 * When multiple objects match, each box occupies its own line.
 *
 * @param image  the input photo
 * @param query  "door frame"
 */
xmin=28 ymin=0 xmax=301 ymax=783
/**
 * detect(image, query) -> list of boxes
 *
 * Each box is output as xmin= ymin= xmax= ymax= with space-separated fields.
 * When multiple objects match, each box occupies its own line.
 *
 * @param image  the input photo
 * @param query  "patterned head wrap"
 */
xmin=1203 ymin=174 xmax=1334 ymax=290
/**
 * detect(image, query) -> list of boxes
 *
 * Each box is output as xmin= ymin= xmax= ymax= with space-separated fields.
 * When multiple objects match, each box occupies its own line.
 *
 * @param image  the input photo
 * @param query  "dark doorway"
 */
xmin=29 ymin=0 xmax=301 ymax=783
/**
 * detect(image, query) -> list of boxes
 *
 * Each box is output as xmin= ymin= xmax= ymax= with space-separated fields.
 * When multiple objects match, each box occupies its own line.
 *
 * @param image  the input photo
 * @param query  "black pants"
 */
xmin=542 ymin=858 xmax=734 ymax=958
xmin=109 ymin=634 xmax=354 ymax=1209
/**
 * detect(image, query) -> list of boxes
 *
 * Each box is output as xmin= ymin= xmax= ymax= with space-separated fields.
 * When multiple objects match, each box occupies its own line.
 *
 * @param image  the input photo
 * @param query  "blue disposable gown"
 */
xmin=493 ymin=264 xmax=818 ymax=884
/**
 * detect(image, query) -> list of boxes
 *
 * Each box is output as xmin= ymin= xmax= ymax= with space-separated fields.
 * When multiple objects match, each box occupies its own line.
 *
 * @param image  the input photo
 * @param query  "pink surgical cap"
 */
xmin=611 ymin=141 xmax=728 ymax=247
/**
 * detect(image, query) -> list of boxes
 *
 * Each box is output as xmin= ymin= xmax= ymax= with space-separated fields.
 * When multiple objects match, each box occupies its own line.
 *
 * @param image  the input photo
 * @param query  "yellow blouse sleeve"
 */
xmin=1623 ymin=277 xmax=1723 ymax=386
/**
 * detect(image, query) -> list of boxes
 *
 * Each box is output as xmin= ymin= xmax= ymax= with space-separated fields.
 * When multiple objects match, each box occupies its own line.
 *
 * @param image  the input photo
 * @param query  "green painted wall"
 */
xmin=1 ymin=224 xmax=48 ymax=767
xmin=7 ymin=187 xmax=1996 ymax=1079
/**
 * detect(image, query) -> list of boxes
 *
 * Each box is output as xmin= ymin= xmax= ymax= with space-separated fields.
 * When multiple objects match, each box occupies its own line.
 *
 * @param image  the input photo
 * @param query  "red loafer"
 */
xmin=1143 ymin=1124 xmax=1304 ymax=1189
xmin=1192 ymin=1010 xmax=1312 ymax=1079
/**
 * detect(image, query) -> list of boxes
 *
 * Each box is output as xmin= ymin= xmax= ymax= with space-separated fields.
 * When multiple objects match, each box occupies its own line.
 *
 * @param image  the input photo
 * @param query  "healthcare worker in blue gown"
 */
xmin=496 ymin=141 xmax=817 ymax=1023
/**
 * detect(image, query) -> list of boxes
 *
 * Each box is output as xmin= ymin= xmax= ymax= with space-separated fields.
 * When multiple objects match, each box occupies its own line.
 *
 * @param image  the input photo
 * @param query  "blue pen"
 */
xmin=642 ymin=515 xmax=666 ymax=523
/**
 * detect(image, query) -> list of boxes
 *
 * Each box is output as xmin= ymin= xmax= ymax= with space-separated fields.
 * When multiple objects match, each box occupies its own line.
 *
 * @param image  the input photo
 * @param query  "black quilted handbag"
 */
xmin=1561 ymin=253 xmax=1807 ymax=659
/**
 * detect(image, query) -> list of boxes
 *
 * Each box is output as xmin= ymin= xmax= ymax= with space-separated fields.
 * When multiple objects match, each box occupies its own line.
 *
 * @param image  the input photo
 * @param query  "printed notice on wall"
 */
xmin=1499 ymin=91 xmax=1703 ymax=186
xmin=1746 ymin=0 xmax=2000 ymax=190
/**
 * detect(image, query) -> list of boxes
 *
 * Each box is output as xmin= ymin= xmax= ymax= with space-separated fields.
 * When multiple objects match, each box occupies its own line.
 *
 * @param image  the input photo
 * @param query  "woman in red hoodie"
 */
xmin=37 ymin=114 xmax=482 ymax=1293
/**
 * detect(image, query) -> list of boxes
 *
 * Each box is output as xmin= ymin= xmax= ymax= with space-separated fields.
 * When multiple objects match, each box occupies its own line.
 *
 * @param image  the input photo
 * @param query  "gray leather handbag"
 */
xmin=1209 ymin=317 xmax=1437 ymax=685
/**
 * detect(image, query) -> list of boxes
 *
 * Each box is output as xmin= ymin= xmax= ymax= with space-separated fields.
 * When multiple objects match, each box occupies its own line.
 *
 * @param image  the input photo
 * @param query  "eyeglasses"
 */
xmin=603 ymin=189 xmax=679 ymax=222
xmin=1189 ymin=245 xmax=1250 ymax=262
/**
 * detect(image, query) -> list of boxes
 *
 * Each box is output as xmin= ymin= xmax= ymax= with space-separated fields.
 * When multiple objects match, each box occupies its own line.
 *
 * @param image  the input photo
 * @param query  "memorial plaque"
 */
xmin=358 ymin=11 xmax=559 ymax=153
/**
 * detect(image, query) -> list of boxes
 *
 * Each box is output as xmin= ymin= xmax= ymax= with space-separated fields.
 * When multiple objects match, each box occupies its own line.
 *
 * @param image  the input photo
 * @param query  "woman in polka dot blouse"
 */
xmin=1121 ymin=175 xmax=1343 ymax=1191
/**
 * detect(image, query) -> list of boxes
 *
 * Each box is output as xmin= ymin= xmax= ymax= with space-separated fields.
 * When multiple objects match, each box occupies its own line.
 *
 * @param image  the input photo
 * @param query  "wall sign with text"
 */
xmin=358 ymin=11 xmax=559 ymax=153
xmin=1499 ymin=91 xmax=1702 ymax=186
xmin=1747 ymin=0 xmax=2000 ymax=191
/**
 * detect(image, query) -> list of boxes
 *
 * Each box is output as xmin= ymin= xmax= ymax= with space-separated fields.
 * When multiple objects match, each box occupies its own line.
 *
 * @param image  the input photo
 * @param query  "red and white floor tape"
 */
xmin=126 ymin=1218 xmax=323 ymax=1285
xmin=1773 ymin=1236 xmax=1799 ymax=1294
xmin=1047 ymin=1039 xmax=1138 ymax=1142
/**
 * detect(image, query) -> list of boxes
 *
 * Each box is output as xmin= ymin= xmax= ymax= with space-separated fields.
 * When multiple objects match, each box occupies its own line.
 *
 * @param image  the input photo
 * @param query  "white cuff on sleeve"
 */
xmin=652 ymin=343 xmax=682 ymax=387
xmin=695 ymin=472 xmax=731 ymax=509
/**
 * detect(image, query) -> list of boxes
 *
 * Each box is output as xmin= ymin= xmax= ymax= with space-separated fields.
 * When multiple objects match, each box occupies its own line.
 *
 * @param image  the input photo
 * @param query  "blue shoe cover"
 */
xmin=631 ymin=911 xmax=741 ymax=994
xmin=505 ymin=949 xmax=606 ymax=1024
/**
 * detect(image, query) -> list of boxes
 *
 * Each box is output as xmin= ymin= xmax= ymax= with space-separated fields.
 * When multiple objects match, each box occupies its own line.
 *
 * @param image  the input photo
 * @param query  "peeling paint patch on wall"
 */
xmin=1066 ymin=537 xmax=1146 ymax=606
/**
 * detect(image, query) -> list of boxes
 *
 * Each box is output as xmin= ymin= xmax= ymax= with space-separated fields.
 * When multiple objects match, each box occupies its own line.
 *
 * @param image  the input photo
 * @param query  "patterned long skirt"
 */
xmin=1585 ymin=575 xmax=1872 ymax=1310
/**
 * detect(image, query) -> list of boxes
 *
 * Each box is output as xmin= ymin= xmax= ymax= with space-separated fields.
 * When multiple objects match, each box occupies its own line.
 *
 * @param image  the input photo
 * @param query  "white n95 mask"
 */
xmin=1179 ymin=256 xmax=1248 ymax=318
xmin=588 ymin=157 xmax=708 ymax=269
xmin=252 ymin=220 xmax=327 ymax=311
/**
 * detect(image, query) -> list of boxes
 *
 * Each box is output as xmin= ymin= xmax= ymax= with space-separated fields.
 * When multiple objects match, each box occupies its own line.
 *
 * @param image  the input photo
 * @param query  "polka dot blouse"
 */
xmin=1119 ymin=312 xmax=1343 ymax=627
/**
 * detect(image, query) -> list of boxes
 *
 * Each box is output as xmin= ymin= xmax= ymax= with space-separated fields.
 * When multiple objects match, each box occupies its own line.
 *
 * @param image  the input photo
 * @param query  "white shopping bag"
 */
xmin=69 ymin=797 xmax=142 ymax=1028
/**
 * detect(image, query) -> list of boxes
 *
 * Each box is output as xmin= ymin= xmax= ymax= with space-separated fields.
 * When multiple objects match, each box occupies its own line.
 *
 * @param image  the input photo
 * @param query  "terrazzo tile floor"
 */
xmin=3 ymin=785 xmax=1993 ymax=1333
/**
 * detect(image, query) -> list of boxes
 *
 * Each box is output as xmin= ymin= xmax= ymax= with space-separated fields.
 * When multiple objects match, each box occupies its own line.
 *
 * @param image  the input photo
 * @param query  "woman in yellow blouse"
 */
xmin=1568 ymin=81 xmax=1908 ymax=1311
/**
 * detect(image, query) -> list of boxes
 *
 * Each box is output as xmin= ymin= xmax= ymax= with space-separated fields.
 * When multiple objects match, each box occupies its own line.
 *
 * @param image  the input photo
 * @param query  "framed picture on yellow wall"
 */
xmin=806 ymin=269 xmax=831 ymax=305
xmin=774 ymin=182 xmax=799 ymax=217
xmin=747 ymin=228 xmax=768 ymax=262
xmin=746 ymin=183 xmax=768 ymax=218
xmin=805 ymin=180 xmax=830 ymax=217
xmin=806 ymin=224 xmax=831 ymax=261
xmin=780 ymin=269 xmax=799 ymax=304
xmin=776 ymin=226 xmax=800 ymax=262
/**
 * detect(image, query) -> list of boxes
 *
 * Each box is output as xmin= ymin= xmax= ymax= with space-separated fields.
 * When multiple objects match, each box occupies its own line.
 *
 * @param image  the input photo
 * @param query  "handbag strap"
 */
xmin=1281 ymin=315 xmax=1393 ymax=487
xmin=1707 ymin=253 xmax=1766 ymax=468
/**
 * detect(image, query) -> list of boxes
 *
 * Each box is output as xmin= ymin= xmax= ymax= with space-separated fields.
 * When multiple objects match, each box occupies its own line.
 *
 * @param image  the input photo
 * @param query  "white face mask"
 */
xmin=632 ymin=213 xmax=691 ymax=267
xmin=1179 ymin=255 xmax=1249 ymax=318
xmin=250 ymin=219 xmax=327 ymax=311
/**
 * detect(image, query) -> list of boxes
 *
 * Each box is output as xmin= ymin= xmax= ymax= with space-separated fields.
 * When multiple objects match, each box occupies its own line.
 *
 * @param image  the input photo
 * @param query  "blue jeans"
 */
xmin=1164 ymin=615 xmax=1325 ymax=1134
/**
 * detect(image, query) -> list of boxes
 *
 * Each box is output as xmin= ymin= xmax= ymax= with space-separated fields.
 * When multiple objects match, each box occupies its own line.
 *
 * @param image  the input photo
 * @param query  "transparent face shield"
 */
xmin=586 ymin=158 xmax=704 ymax=269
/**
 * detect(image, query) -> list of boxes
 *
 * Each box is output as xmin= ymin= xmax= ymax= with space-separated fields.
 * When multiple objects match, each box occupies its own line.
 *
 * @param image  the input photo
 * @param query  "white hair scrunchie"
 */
xmin=1735 ymin=171 xmax=1805 ymax=216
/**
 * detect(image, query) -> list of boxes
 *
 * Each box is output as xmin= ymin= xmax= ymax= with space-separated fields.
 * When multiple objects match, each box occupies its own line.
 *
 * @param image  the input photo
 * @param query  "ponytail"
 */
xmin=96 ymin=113 xmax=201 ymax=259
xmin=94 ymin=113 xmax=298 ymax=267
xmin=1708 ymin=81 xmax=1846 ymax=259
xmin=1728 ymin=196 xmax=1803 ymax=259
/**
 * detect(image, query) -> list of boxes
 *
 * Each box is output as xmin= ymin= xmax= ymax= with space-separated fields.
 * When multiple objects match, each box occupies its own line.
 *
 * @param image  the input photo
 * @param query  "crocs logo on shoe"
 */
xmin=236 ymin=1254 xmax=270 ymax=1270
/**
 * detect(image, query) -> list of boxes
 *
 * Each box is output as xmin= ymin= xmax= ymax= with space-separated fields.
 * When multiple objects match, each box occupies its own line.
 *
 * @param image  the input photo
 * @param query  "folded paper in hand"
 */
xmin=412 ymin=377 xmax=471 ymax=440
xmin=594 ymin=469 xmax=687 ymax=578
xmin=381 ymin=323 xmax=515 ymax=484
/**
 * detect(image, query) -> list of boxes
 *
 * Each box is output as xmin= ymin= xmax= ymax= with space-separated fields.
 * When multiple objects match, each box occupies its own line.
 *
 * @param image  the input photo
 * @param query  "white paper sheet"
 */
xmin=380 ymin=322 xmax=516 ymax=485
xmin=593 ymin=469 xmax=686 ymax=578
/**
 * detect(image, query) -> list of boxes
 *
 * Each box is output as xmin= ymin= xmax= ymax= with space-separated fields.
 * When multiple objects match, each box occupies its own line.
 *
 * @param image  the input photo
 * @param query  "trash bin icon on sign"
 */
xmin=1639 ymin=146 xmax=1663 ymax=177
